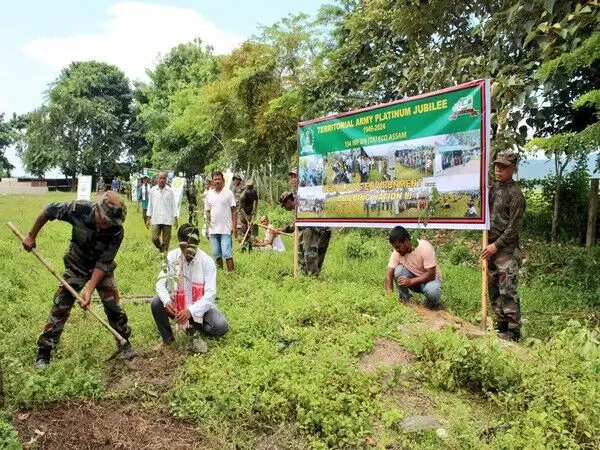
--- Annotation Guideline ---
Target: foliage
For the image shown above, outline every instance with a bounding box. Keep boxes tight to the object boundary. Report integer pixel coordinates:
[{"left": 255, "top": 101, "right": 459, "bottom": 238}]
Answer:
[
  {"left": 1, "top": 195, "right": 600, "bottom": 447},
  {"left": 411, "top": 322, "right": 600, "bottom": 448},
  {"left": 411, "top": 330, "right": 521, "bottom": 393},
  {"left": 0, "top": 420, "right": 20, "bottom": 450},
  {"left": 343, "top": 232, "right": 378, "bottom": 260},
  {"left": 16, "top": 61, "right": 136, "bottom": 180},
  {"left": 136, "top": 39, "right": 220, "bottom": 175},
  {"left": 0, "top": 113, "right": 14, "bottom": 177},
  {"left": 520, "top": 157, "right": 590, "bottom": 242},
  {"left": 447, "top": 241, "right": 478, "bottom": 267},
  {"left": 310, "top": 0, "right": 599, "bottom": 160}
]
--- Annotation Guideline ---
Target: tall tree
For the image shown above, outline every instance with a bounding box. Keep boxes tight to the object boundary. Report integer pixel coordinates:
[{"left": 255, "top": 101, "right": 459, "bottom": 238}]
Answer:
[
  {"left": 527, "top": 6, "right": 600, "bottom": 242},
  {"left": 308, "top": 0, "right": 598, "bottom": 156},
  {"left": 136, "top": 39, "right": 220, "bottom": 175},
  {"left": 19, "top": 61, "right": 133, "bottom": 181},
  {"left": 0, "top": 113, "right": 14, "bottom": 177}
]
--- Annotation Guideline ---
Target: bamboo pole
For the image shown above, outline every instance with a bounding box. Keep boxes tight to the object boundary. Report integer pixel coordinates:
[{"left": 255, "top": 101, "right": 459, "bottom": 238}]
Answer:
[
  {"left": 481, "top": 229, "right": 489, "bottom": 331},
  {"left": 255, "top": 222, "right": 294, "bottom": 238},
  {"left": 6, "top": 222, "right": 128, "bottom": 346}
]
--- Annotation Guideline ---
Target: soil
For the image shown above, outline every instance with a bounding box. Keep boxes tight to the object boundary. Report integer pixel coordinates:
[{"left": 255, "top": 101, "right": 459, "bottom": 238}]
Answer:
[
  {"left": 358, "top": 338, "right": 415, "bottom": 373},
  {"left": 12, "top": 348, "right": 201, "bottom": 450},
  {"left": 400, "top": 302, "right": 485, "bottom": 339},
  {"left": 12, "top": 400, "right": 201, "bottom": 450}
]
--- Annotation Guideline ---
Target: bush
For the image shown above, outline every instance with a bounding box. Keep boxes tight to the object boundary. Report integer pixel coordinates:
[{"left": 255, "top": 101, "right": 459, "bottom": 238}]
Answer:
[
  {"left": 0, "top": 420, "right": 20, "bottom": 450},
  {"left": 447, "top": 241, "right": 477, "bottom": 267},
  {"left": 412, "top": 323, "right": 600, "bottom": 449},
  {"left": 521, "top": 157, "right": 589, "bottom": 243},
  {"left": 344, "top": 232, "right": 378, "bottom": 260}
]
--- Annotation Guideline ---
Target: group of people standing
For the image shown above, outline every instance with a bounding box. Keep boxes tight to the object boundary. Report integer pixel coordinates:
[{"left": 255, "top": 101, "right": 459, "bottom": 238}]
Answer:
[{"left": 22, "top": 150, "right": 524, "bottom": 368}]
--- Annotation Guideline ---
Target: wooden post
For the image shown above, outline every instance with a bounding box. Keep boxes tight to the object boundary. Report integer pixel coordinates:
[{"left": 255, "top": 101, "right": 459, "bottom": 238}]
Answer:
[
  {"left": 586, "top": 178, "right": 598, "bottom": 248},
  {"left": 293, "top": 226, "right": 299, "bottom": 278},
  {"left": 481, "top": 230, "right": 489, "bottom": 331}
]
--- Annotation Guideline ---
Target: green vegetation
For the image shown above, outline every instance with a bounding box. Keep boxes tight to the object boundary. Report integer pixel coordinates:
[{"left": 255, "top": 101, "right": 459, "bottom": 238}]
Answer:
[{"left": 0, "top": 193, "right": 599, "bottom": 448}]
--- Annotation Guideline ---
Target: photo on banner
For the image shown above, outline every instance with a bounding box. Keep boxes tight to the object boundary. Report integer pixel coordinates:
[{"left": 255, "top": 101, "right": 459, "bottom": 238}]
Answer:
[{"left": 296, "top": 80, "right": 491, "bottom": 230}]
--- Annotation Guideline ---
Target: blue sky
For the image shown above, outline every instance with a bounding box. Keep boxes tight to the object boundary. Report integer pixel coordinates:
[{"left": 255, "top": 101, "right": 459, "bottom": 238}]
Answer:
[{"left": 0, "top": 0, "right": 326, "bottom": 175}]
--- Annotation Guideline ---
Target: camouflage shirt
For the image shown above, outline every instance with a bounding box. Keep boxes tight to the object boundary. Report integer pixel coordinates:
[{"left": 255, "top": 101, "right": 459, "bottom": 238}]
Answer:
[
  {"left": 239, "top": 189, "right": 258, "bottom": 215},
  {"left": 489, "top": 179, "right": 526, "bottom": 249},
  {"left": 45, "top": 201, "right": 124, "bottom": 275},
  {"left": 232, "top": 185, "right": 244, "bottom": 207}
]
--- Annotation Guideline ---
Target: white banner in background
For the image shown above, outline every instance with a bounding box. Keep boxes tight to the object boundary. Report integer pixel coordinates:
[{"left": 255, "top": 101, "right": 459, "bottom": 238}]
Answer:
[
  {"left": 77, "top": 175, "right": 92, "bottom": 201},
  {"left": 171, "top": 177, "right": 186, "bottom": 214}
]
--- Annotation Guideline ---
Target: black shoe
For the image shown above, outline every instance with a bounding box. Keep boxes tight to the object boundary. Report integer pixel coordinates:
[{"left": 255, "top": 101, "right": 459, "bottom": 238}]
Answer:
[
  {"left": 34, "top": 348, "right": 51, "bottom": 369},
  {"left": 118, "top": 342, "right": 135, "bottom": 359},
  {"left": 426, "top": 302, "right": 443, "bottom": 311},
  {"left": 496, "top": 322, "right": 509, "bottom": 333},
  {"left": 497, "top": 330, "right": 520, "bottom": 342}
]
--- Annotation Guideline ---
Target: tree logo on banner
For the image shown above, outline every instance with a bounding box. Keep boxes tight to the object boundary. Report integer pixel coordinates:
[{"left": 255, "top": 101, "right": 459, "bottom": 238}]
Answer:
[
  {"left": 449, "top": 95, "right": 479, "bottom": 120},
  {"left": 301, "top": 128, "right": 315, "bottom": 154}
]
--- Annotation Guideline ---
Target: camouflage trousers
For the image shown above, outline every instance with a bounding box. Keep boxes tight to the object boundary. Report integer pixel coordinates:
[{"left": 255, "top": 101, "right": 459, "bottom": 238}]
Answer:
[
  {"left": 487, "top": 246, "right": 522, "bottom": 331},
  {"left": 299, "top": 227, "right": 332, "bottom": 276},
  {"left": 237, "top": 212, "right": 256, "bottom": 251},
  {"left": 37, "top": 271, "right": 131, "bottom": 351},
  {"left": 188, "top": 202, "right": 198, "bottom": 226}
]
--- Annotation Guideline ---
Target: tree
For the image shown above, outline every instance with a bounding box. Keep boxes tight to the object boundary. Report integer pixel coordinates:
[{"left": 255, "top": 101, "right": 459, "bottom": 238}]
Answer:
[
  {"left": 308, "top": 0, "right": 599, "bottom": 157},
  {"left": 526, "top": 6, "right": 600, "bottom": 243},
  {"left": 19, "top": 61, "right": 133, "bottom": 182},
  {"left": 136, "top": 39, "right": 220, "bottom": 176},
  {"left": 0, "top": 113, "right": 14, "bottom": 177}
]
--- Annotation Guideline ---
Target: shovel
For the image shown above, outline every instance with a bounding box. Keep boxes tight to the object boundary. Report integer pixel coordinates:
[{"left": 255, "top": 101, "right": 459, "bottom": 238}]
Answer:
[{"left": 6, "top": 222, "right": 130, "bottom": 356}]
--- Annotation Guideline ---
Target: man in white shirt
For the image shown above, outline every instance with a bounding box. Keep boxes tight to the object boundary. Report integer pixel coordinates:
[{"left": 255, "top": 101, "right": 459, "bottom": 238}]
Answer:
[
  {"left": 147, "top": 171, "right": 178, "bottom": 252},
  {"left": 204, "top": 171, "right": 237, "bottom": 271},
  {"left": 150, "top": 223, "right": 229, "bottom": 345}
]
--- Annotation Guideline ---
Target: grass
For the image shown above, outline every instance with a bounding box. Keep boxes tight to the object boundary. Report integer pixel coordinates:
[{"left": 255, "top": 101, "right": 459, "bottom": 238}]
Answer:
[{"left": 0, "top": 192, "right": 599, "bottom": 449}]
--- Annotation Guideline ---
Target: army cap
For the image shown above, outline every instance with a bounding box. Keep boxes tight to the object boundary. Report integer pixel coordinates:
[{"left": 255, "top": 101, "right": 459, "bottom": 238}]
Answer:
[
  {"left": 232, "top": 174, "right": 242, "bottom": 180},
  {"left": 279, "top": 191, "right": 295, "bottom": 206},
  {"left": 494, "top": 151, "right": 518, "bottom": 167},
  {"left": 96, "top": 191, "right": 127, "bottom": 226},
  {"left": 287, "top": 169, "right": 297, "bottom": 176}
]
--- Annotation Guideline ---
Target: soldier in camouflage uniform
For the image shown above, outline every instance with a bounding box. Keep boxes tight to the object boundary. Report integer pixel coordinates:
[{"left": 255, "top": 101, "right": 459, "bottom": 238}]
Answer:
[
  {"left": 231, "top": 174, "right": 244, "bottom": 209},
  {"left": 22, "top": 191, "right": 133, "bottom": 368},
  {"left": 280, "top": 191, "right": 331, "bottom": 276},
  {"left": 482, "top": 151, "right": 526, "bottom": 342}
]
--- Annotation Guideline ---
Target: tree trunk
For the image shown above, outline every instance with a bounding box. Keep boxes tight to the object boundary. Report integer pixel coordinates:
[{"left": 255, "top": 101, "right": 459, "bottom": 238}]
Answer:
[
  {"left": 586, "top": 178, "right": 599, "bottom": 247},
  {"left": 551, "top": 155, "right": 562, "bottom": 244}
]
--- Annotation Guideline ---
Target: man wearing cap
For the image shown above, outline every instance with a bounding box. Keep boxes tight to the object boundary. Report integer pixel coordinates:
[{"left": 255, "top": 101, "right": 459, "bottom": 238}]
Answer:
[
  {"left": 288, "top": 169, "right": 298, "bottom": 191},
  {"left": 482, "top": 151, "right": 526, "bottom": 342},
  {"left": 231, "top": 174, "right": 244, "bottom": 208},
  {"left": 147, "top": 171, "right": 178, "bottom": 253},
  {"left": 237, "top": 179, "right": 259, "bottom": 251},
  {"left": 22, "top": 191, "right": 133, "bottom": 368},
  {"left": 279, "top": 191, "right": 331, "bottom": 276}
]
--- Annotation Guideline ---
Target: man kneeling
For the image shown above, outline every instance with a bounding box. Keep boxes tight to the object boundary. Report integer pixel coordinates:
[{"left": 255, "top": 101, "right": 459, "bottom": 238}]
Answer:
[
  {"left": 385, "top": 226, "right": 442, "bottom": 309},
  {"left": 151, "top": 223, "right": 229, "bottom": 345}
]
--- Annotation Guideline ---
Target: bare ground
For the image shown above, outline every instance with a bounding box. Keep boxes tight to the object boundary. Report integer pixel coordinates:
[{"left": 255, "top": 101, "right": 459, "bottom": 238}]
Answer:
[
  {"left": 12, "top": 400, "right": 201, "bottom": 450},
  {"left": 358, "top": 338, "right": 415, "bottom": 373}
]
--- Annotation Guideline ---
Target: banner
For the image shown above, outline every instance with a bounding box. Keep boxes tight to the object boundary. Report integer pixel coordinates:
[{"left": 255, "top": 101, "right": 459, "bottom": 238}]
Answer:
[
  {"left": 296, "top": 80, "right": 490, "bottom": 229},
  {"left": 77, "top": 175, "right": 92, "bottom": 201},
  {"left": 171, "top": 177, "right": 186, "bottom": 215}
]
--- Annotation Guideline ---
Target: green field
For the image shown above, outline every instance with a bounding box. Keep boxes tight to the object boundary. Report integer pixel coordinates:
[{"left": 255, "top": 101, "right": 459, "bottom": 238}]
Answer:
[{"left": 0, "top": 192, "right": 599, "bottom": 449}]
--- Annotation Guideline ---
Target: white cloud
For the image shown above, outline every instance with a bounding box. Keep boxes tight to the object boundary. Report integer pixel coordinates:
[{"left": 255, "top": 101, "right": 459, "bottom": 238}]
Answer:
[{"left": 22, "top": 2, "right": 244, "bottom": 81}]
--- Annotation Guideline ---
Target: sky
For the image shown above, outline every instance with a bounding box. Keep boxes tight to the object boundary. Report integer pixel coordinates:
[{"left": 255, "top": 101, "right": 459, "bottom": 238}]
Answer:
[{"left": 0, "top": 0, "right": 326, "bottom": 176}]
